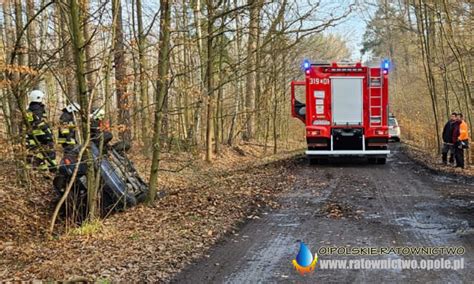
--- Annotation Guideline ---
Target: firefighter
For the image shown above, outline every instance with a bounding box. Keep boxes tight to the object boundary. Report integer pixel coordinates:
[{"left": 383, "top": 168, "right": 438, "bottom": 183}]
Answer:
[
  {"left": 441, "top": 112, "right": 457, "bottom": 165},
  {"left": 90, "top": 107, "right": 113, "bottom": 147},
  {"left": 58, "top": 103, "right": 80, "bottom": 154},
  {"left": 25, "top": 90, "right": 57, "bottom": 171}
]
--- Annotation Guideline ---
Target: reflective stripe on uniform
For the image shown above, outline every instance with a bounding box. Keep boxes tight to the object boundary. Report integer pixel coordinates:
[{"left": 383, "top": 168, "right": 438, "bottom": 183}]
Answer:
[
  {"left": 32, "top": 129, "right": 46, "bottom": 136},
  {"left": 38, "top": 163, "right": 49, "bottom": 170},
  {"left": 60, "top": 128, "right": 70, "bottom": 135},
  {"left": 26, "top": 112, "right": 34, "bottom": 122}
]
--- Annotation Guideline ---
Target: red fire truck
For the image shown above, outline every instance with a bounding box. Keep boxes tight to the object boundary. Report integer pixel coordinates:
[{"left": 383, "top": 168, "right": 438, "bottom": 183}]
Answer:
[{"left": 291, "top": 60, "right": 391, "bottom": 164}]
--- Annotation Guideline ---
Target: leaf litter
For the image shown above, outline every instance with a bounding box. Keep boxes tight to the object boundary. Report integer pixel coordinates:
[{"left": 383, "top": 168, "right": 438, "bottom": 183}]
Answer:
[{"left": 0, "top": 143, "right": 301, "bottom": 281}]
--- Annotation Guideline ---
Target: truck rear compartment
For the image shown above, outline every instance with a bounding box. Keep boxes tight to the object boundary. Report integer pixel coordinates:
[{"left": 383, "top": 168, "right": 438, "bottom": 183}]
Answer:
[{"left": 291, "top": 61, "right": 391, "bottom": 163}]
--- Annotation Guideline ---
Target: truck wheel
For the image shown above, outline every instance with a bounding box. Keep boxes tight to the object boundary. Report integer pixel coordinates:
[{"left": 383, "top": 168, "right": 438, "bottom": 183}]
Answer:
[
  {"left": 319, "top": 158, "right": 329, "bottom": 165},
  {"left": 376, "top": 158, "right": 386, "bottom": 164}
]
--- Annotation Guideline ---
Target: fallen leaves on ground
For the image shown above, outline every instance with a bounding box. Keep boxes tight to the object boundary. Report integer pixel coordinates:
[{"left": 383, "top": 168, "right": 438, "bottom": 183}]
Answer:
[
  {"left": 320, "top": 201, "right": 361, "bottom": 219},
  {"left": 0, "top": 142, "right": 302, "bottom": 282},
  {"left": 401, "top": 142, "right": 474, "bottom": 178}
]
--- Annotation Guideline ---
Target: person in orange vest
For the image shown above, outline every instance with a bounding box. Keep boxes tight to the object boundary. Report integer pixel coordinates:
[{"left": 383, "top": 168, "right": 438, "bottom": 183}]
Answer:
[{"left": 453, "top": 113, "right": 469, "bottom": 169}]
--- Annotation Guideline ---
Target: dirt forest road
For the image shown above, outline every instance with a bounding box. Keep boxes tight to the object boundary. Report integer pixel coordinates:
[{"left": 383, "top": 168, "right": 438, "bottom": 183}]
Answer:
[{"left": 173, "top": 144, "right": 474, "bottom": 283}]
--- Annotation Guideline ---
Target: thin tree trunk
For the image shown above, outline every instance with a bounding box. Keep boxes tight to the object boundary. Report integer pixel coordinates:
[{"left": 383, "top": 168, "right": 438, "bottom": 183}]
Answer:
[
  {"left": 205, "top": 1, "right": 215, "bottom": 162},
  {"left": 414, "top": 1, "right": 441, "bottom": 152},
  {"left": 136, "top": 0, "right": 151, "bottom": 149},
  {"left": 69, "top": 0, "right": 96, "bottom": 220},
  {"left": 2, "top": 0, "right": 15, "bottom": 139},
  {"left": 26, "top": 0, "right": 38, "bottom": 75},
  {"left": 243, "top": 0, "right": 260, "bottom": 141},
  {"left": 12, "top": 0, "right": 27, "bottom": 136},
  {"left": 227, "top": 1, "right": 242, "bottom": 146},
  {"left": 188, "top": 0, "right": 205, "bottom": 146},
  {"left": 148, "top": 0, "right": 171, "bottom": 203},
  {"left": 113, "top": 0, "right": 131, "bottom": 143},
  {"left": 57, "top": 3, "right": 78, "bottom": 102}
]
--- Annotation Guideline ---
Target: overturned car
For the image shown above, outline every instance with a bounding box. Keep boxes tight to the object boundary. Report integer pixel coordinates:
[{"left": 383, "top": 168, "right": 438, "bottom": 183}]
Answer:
[{"left": 53, "top": 141, "right": 148, "bottom": 221}]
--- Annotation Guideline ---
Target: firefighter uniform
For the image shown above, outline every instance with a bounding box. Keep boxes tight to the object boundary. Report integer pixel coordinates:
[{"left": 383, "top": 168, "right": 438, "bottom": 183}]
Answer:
[
  {"left": 58, "top": 109, "right": 78, "bottom": 154},
  {"left": 90, "top": 108, "right": 113, "bottom": 147},
  {"left": 26, "top": 101, "right": 57, "bottom": 171}
]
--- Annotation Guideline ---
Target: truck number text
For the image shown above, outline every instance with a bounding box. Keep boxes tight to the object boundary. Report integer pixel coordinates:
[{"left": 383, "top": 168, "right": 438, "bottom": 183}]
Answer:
[{"left": 309, "top": 78, "right": 330, "bottom": 85}]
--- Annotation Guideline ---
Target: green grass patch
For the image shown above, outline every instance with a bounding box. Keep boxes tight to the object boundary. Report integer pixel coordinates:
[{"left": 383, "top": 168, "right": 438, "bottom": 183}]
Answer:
[{"left": 69, "top": 219, "right": 104, "bottom": 236}]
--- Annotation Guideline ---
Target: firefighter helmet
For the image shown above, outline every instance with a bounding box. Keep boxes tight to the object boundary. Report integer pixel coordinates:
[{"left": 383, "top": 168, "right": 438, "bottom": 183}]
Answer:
[
  {"left": 66, "top": 102, "right": 80, "bottom": 113},
  {"left": 92, "top": 107, "right": 105, "bottom": 120},
  {"left": 28, "top": 90, "right": 46, "bottom": 103}
]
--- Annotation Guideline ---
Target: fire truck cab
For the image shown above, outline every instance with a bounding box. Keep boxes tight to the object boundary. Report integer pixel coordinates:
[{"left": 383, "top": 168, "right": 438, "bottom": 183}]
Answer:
[{"left": 291, "top": 60, "right": 391, "bottom": 164}]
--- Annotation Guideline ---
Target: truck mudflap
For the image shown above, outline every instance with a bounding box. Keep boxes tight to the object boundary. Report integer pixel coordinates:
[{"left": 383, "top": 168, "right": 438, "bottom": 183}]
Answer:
[{"left": 306, "top": 150, "right": 390, "bottom": 156}]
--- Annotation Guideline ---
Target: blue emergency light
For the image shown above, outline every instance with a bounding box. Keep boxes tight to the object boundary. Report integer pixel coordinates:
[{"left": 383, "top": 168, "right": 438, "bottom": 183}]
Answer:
[
  {"left": 303, "top": 59, "right": 311, "bottom": 70},
  {"left": 382, "top": 59, "right": 390, "bottom": 73}
]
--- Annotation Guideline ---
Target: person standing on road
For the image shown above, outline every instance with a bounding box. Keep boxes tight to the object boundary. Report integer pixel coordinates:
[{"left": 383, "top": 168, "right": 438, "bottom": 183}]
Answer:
[
  {"left": 452, "top": 114, "right": 464, "bottom": 169},
  {"left": 458, "top": 113, "right": 469, "bottom": 167},
  {"left": 441, "top": 112, "right": 457, "bottom": 165}
]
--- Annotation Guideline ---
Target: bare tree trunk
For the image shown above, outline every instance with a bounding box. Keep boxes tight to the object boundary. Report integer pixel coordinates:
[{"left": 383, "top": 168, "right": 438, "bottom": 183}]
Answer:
[
  {"left": 243, "top": 0, "right": 260, "bottom": 141},
  {"left": 12, "top": 0, "right": 27, "bottom": 136},
  {"left": 414, "top": 1, "right": 441, "bottom": 152},
  {"left": 112, "top": 0, "right": 131, "bottom": 143},
  {"left": 227, "top": 1, "right": 242, "bottom": 146},
  {"left": 205, "top": 1, "right": 215, "bottom": 162},
  {"left": 214, "top": 3, "right": 227, "bottom": 155},
  {"left": 80, "top": 0, "right": 96, "bottom": 97},
  {"left": 2, "top": 0, "right": 15, "bottom": 138},
  {"left": 440, "top": 0, "right": 473, "bottom": 135},
  {"left": 26, "top": 0, "right": 38, "bottom": 74},
  {"left": 69, "top": 0, "right": 97, "bottom": 220},
  {"left": 188, "top": 0, "right": 205, "bottom": 146},
  {"left": 56, "top": 3, "right": 78, "bottom": 102},
  {"left": 148, "top": 0, "right": 171, "bottom": 203},
  {"left": 136, "top": 0, "right": 151, "bottom": 149}
]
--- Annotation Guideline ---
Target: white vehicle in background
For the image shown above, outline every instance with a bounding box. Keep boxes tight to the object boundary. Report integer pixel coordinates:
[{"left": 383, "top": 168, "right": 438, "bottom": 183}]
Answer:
[{"left": 389, "top": 116, "right": 401, "bottom": 142}]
